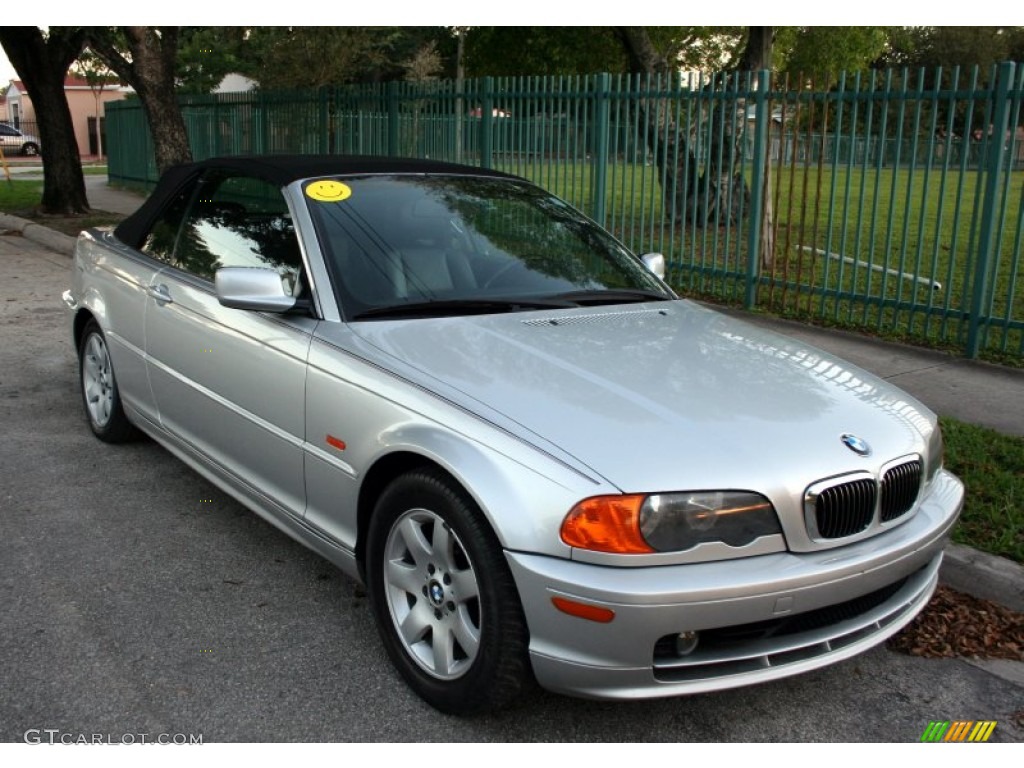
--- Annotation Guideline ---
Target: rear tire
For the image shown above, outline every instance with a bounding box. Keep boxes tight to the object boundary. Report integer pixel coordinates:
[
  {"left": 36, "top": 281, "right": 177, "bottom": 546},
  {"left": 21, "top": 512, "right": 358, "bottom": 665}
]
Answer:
[
  {"left": 366, "top": 468, "right": 532, "bottom": 715},
  {"left": 78, "top": 320, "right": 138, "bottom": 443},
  {"left": 21, "top": 142, "right": 39, "bottom": 157}
]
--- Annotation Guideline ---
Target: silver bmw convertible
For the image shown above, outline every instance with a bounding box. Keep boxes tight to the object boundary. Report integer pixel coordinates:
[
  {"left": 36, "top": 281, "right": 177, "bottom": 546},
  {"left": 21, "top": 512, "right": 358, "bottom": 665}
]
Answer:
[{"left": 63, "top": 156, "right": 963, "bottom": 715}]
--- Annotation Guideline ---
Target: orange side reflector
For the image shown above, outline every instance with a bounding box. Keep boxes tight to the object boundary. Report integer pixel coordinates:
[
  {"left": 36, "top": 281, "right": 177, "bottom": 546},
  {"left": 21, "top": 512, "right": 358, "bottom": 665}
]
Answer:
[
  {"left": 325, "top": 435, "right": 346, "bottom": 451},
  {"left": 551, "top": 597, "right": 615, "bottom": 623}
]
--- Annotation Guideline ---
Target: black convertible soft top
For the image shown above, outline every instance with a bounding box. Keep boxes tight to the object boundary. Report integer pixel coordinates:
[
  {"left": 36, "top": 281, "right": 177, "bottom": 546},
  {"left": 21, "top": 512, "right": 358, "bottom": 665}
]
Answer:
[{"left": 113, "top": 154, "right": 518, "bottom": 248}]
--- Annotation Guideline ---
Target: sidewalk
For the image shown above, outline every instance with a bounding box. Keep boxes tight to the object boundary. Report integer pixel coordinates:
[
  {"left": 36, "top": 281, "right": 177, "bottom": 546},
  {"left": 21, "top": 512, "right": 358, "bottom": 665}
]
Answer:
[
  {"left": 4, "top": 185, "right": 1022, "bottom": 613},
  {"left": 84, "top": 175, "right": 144, "bottom": 216}
]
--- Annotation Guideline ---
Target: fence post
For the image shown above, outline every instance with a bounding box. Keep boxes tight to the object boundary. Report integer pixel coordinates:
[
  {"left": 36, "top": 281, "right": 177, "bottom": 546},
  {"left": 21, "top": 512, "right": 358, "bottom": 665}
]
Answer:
[
  {"left": 258, "top": 92, "right": 269, "bottom": 154},
  {"left": 319, "top": 87, "right": 330, "bottom": 154},
  {"left": 966, "top": 61, "right": 1015, "bottom": 358},
  {"left": 480, "top": 77, "right": 494, "bottom": 169},
  {"left": 591, "top": 73, "right": 611, "bottom": 227},
  {"left": 387, "top": 82, "right": 399, "bottom": 157},
  {"left": 745, "top": 70, "right": 770, "bottom": 310},
  {"left": 212, "top": 96, "right": 221, "bottom": 157}
]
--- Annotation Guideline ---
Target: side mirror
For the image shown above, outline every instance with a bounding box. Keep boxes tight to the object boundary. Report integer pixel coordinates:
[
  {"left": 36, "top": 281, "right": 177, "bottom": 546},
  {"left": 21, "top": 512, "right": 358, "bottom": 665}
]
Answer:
[
  {"left": 640, "top": 252, "right": 666, "bottom": 280},
  {"left": 215, "top": 267, "right": 296, "bottom": 313}
]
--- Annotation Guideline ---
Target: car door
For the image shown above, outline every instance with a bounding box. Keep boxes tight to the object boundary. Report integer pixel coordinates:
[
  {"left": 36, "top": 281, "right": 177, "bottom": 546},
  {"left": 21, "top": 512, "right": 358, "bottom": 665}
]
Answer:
[
  {"left": 143, "top": 171, "right": 315, "bottom": 519},
  {"left": 0, "top": 123, "right": 18, "bottom": 152}
]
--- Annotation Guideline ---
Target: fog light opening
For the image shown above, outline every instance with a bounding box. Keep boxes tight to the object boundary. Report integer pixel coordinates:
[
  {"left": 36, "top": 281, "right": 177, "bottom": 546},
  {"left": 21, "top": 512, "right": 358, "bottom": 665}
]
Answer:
[{"left": 675, "top": 630, "right": 700, "bottom": 656}]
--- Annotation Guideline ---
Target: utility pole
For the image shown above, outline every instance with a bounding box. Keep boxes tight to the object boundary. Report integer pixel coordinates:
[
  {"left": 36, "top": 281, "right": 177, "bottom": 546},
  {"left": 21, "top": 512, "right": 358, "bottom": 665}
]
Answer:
[{"left": 454, "top": 27, "right": 466, "bottom": 164}]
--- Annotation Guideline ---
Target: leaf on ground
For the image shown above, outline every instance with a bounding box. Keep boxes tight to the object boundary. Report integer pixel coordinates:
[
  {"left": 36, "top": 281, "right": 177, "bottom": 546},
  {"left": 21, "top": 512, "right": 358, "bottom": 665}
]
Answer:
[{"left": 887, "top": 585, "right": 1024, "bottom": 660}]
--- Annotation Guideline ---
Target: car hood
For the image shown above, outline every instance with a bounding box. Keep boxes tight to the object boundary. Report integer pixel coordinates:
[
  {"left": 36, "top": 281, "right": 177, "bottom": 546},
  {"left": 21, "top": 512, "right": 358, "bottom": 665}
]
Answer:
[{"left": 348, "top": 300, "right": 936, "bottom": 493}]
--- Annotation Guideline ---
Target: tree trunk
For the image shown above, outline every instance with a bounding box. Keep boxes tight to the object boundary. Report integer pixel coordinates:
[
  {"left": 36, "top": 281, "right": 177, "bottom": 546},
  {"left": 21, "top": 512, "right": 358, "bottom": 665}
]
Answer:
[
  {"left": 691, "top": 28, "right": 775, "bottom": 230},
  {"left": 615, "top": 28, "right": 701, "bottom": 225},
  {"left": 0, "top": 27, "right": 89, "bottom": 214},
  {"left": 738, "top": 27, "right": 774, "bottom": 71},
  {"left": 88, "top": 27, "right": 193, "bottom": 174},
  {"left": 135, "top": 80, "right": 193, "bottom": 172},
  {"left": 738, "top": 28, "right": 776, "bottom": 268},
  {"left": 698, "top": 73, "right": 751, "bottom": 228}
]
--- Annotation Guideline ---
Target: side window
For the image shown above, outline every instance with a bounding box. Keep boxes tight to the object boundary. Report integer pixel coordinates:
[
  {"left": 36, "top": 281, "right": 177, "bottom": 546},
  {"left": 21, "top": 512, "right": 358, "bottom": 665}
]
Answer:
[
  {"left": 141, "top": 186, "right": 193, "bottom": 263},
  {"left": 171, "top": 174, "right": 304, "bottom": 294}
]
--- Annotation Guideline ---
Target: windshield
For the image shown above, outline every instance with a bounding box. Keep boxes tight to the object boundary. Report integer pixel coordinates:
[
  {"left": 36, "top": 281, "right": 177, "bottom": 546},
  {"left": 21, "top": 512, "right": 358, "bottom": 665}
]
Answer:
[{"left": 304, "top": 175, "right": 672, "bottom": 319}]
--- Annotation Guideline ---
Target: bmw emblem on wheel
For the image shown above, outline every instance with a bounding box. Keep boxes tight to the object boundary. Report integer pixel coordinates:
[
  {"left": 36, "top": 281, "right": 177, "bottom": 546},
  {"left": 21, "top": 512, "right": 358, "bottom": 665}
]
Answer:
[{"left": 841, "top": 433, "right": 871, "bottom": 456}]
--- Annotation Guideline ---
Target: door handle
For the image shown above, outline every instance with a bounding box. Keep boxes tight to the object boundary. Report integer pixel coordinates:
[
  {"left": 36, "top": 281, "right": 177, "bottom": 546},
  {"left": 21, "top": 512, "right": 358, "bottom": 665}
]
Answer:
[{"left": 147, "top": 284, "right": 173, "bottom": 305}]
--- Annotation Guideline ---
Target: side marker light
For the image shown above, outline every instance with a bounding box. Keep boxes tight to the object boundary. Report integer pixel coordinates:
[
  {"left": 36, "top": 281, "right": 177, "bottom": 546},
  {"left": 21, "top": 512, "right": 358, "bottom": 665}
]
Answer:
[{"left": 551, "top": 597, "right": 615, "bottom": 623}]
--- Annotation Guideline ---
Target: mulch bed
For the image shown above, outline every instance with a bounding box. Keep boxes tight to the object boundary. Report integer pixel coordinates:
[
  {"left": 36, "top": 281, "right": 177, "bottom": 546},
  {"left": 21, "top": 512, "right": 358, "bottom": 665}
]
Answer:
[{"left": 887, "top": 584, "right": 1024, "bottom": 660}]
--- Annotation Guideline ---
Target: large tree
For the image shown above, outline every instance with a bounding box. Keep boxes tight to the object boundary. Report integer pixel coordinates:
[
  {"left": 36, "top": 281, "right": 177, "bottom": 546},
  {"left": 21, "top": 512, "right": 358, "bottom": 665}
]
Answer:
[
  {"left": 236, "top": 27, "right": 441, "bottom": 89},
  {"left": 87, "top": 27, "right": 192, "bottom": 173},
  {"left": 616, "top": 27, "right": 775, "bottom": 232},
  {"left": 174, "top": 26, "right": 249, "bottom": 94},
  {"left": 460, "top": 27, "right": 740, "bottom": 78},
  {"left": 0, "top": 27, "right": 89, "bottom": 214},
  {"left": 464, "top": 27, "right": 628, "bottom": 76},
  {"left": 616, "top": 27, "right": 699, "bottom": 227},
  {"left": 775, "top": 27, "right": 890, "bottom": 81}
]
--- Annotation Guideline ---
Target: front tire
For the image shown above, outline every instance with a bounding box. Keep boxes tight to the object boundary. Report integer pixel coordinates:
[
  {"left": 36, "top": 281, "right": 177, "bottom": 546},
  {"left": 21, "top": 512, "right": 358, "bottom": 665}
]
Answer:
[
  {"left": 21, "top": 142, "right": 39, "bottom": 157},
  {"left": 367, "top": 468, "right": 531, "bottom": 715},
  {"left": 78, "top": 320, "right": 138, "bottom": 443}
]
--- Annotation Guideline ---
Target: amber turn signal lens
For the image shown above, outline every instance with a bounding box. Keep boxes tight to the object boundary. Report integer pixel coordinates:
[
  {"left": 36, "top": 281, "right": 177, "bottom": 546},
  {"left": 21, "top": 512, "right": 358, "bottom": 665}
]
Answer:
[
  {"left": 560, "top": 494, "right": 654, "bottom": 554},
  {"left": 551, "top": 597, "right": 615, "bottom": 623}
]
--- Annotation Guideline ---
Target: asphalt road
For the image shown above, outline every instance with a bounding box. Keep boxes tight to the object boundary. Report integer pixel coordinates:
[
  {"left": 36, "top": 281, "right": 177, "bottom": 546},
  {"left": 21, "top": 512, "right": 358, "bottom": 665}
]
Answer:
[{"left": 1, "top": 234, "right": 1021, "bottom": 743}]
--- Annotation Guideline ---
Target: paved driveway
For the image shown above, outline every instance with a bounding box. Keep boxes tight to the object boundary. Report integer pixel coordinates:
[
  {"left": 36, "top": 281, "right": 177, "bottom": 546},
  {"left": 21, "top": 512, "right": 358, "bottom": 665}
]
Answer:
[{"left": 1, "top": 234, "right": 1020, "bottom": 742}]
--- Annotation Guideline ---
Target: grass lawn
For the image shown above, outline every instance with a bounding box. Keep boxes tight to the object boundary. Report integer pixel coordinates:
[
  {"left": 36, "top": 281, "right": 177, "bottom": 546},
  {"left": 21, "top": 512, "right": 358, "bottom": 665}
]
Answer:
[
  {"left": 0, "top": 178, "right": 43, "bottom": 211},
  {"left": 941, "top": 416, "right": 1024, "bottom": 563},
  {"left": 0, "top": 178, "right": 123, "bottom": 235}
]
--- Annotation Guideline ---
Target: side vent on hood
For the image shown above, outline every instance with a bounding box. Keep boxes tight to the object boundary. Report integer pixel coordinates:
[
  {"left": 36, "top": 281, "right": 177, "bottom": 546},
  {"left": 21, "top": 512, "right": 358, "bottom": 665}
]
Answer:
[{"left": 521, "top": 308, "right": 671, "bottom": 328}]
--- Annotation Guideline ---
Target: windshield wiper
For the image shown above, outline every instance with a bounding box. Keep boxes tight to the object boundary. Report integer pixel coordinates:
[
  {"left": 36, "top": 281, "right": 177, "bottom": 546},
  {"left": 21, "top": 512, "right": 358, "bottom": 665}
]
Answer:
[
  {"left": 550, "top": 288, "right": 674, "bottom": 306},
  {"left": 351, "top": 298, "right": 575, "bottom": 320}
]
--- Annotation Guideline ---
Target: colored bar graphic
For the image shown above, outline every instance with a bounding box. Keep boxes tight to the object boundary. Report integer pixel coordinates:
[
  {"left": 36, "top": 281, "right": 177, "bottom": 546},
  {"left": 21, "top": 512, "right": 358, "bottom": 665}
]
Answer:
[
  {"left": 920, "top": 720, "right": 997, "bottom": 742},
  {"left": 944, "top": 721, "right": 973, "bottom": 741},
  {"left": 968, "top": 721, "right": 997, "bottom": 742}
]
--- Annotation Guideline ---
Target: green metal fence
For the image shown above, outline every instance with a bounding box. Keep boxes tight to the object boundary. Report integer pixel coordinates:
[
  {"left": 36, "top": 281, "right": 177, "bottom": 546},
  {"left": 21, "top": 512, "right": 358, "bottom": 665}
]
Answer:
[{"left": 106, "top": 63, "right": 1024, "bottom": 361}]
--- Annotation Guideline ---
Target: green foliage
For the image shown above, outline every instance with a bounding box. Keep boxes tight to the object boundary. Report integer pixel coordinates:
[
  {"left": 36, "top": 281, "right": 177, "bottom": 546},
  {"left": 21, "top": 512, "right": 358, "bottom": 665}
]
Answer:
[
  {"left": 464, "top": 27, "right": 628, "bottom": 76},
  {"left": 665, "top": 27, "right": 745, "bottom": 72},
  {"left": 236, "top": 27, "right": 444, "bottom": 89},
  {"left": 71, "top": 49, "right": 119, "bottom": 89},
  {"left": 461, "top": 27, "right": 745, "bottom": 78},
  {"left": 879, "top": 27, "right": 1024, "bottom": 82},
  {"left": 776, "top": 27, "right": 891, "bottom": 79},
  {"left": 175, "top": 26, "right": 249, "bottom": 94}
]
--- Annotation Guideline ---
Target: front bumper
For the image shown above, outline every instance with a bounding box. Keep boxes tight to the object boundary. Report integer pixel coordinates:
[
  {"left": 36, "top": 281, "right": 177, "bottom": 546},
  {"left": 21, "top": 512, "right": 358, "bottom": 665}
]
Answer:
[{"left": 507, "top": 469, "right": 963, "bottom": 699}]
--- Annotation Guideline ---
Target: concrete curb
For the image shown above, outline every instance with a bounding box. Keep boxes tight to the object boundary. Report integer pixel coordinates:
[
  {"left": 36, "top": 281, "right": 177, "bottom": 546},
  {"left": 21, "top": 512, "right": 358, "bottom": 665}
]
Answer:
[
  {"left": 940, "top": 543, "right": 1024, "bottom": 612},
  {"left": 0, "top": 212, "right": 75, "bottom": 256},
  {"left": 6, "top": 214, "right": 1023, "bottom": 617}
]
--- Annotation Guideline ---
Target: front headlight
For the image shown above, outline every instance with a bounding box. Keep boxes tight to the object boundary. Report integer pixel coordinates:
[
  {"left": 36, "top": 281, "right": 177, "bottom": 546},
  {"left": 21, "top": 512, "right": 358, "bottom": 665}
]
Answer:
[
  {"left": 561, "top": 491, "right": 780, "bottom": 554},
  {"left": 639, "top": 491, "right": 780, "bottom": 551}
]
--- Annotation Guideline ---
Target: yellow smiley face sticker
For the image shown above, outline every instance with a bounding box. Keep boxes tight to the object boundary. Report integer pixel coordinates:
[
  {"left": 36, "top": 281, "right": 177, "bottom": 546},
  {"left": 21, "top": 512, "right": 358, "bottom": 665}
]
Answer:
[{"left": 305, "top": 180, "right": 352, "bottom": 202}]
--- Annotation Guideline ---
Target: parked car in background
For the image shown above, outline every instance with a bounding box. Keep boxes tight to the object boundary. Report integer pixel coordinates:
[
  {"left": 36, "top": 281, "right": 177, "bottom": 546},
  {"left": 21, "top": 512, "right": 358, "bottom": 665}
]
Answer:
[
  {"left": 0, "top": 122, "right": 40, "bottom": 156},
  {"left": 468, "top": 106, "right": 512, "bottom": 118},
  {"left": 63, "top": 155, "right": 963, "bottom": 715}
]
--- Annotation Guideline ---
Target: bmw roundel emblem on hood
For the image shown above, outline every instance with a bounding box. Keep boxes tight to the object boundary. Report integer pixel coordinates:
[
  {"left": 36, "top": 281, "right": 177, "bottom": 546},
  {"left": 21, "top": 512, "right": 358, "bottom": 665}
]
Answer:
[{"left": 841, "top": 433, "right": 871, "bottom": 456}]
